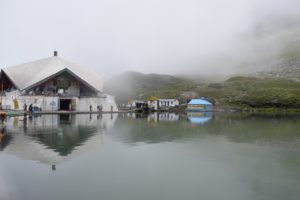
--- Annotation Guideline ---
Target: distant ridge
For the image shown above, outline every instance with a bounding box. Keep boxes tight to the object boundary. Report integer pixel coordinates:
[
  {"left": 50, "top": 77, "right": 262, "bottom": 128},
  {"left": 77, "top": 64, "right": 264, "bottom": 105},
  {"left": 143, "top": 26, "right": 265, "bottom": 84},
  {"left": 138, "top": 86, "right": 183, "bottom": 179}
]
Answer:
[
  {"left": 104, "top": 69, "right": 300, "bottom": 109},
  {"left": 103, "top": 71, "right": 194, "bottom": 104}
]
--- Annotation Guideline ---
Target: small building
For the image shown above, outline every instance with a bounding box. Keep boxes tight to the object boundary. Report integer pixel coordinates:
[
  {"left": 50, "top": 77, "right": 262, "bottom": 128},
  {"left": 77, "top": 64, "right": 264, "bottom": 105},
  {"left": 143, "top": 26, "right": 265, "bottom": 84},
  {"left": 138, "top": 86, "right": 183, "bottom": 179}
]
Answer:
[
  {"left": 0, "top": 51, "right": 118, "bottom": 112},
  {"left": 148, "top": 99, "right": 179, "bottom": 110},
  {"left": 187, "top": 98, "right": 212, "bottom": 112},
  {"left": 127, "top": 100, "right": 147, "bottom": 109}
]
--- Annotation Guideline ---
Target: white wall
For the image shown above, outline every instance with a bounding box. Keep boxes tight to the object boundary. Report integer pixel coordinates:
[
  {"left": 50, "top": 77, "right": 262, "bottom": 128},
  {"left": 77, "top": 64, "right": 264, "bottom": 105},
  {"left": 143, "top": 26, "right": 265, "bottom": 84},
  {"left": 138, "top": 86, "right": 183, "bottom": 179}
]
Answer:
[
  {"left": 158, "top": 99, "right": 179, "bottom": 107},
  {"left": 1, "top": 94, "right": 59, "bottom": 111},
  {"left": 1, "top": 93, "right": 118, "bottom": 112},
  {"left": 75, "top": 95, "right": 118, "bottom": 112}
]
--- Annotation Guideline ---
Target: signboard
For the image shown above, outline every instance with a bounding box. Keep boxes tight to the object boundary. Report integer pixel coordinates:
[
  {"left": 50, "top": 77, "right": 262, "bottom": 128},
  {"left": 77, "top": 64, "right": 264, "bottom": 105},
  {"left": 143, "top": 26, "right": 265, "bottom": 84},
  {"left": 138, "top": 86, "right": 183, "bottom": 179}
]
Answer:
[
  {"left": 188, "top": 105, "right": 204, "bottom": 109},
  {"left": 13, "top": 99, "right": 19, "bottom": 110}
]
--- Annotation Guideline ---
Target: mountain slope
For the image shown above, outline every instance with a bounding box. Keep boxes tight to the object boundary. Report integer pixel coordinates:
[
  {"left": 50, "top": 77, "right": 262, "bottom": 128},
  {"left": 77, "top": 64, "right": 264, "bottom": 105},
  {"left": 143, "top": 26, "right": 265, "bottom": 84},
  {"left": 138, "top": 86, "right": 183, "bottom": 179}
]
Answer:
[
  {"left": 103, "top": 71, "right": 195, "bottom": 104},
  {"left": 104, "top": 71, "right": 300, "bottom": 109},
  {"left": 253, "top": 57, "right": 300, "bottom": 81}
]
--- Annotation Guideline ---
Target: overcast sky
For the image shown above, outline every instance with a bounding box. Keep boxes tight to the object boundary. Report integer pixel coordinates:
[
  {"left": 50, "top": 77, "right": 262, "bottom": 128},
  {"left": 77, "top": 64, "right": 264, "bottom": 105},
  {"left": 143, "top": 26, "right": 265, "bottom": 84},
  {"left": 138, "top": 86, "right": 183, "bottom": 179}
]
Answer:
[{"left": 1, "top": 0, "right": 300, "bottom": 79}]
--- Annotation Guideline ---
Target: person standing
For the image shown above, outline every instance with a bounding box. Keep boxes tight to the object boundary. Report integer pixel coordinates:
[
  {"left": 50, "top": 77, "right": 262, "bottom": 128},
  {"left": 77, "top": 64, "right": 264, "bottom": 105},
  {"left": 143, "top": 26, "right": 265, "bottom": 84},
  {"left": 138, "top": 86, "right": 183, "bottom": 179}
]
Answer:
[
  {"left": 29, "top": 104, "right": 33, "bottom": 112},
  {"left": 23, "top": 103, "right": 27, "bottom": 111}
]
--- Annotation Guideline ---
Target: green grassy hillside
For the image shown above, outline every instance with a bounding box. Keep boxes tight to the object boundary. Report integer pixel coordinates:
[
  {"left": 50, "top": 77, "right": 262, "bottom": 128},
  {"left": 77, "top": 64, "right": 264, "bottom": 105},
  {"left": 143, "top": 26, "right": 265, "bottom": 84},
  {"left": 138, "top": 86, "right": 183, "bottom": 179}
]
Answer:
[
  {"left": 197, "top": 77, "right": 300, "bottom": 108},
  {"left": 104, "top": 72, "right": 300, "bottom": 109}
]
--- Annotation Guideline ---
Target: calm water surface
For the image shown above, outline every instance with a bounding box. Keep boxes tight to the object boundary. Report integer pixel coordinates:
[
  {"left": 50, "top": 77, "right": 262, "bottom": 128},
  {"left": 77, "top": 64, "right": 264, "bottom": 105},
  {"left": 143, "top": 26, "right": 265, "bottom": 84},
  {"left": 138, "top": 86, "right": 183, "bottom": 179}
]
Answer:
[{"left": 0, "top": 113, "right": 300, "bottom": 200}]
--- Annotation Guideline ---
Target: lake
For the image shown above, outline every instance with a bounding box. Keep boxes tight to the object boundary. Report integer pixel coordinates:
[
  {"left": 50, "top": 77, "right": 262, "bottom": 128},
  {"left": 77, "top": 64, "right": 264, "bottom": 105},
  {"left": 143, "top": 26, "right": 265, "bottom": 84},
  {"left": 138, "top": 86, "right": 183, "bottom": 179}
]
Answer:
[{"left": 0, "top": 113, "right": 300, "bottom": 200}]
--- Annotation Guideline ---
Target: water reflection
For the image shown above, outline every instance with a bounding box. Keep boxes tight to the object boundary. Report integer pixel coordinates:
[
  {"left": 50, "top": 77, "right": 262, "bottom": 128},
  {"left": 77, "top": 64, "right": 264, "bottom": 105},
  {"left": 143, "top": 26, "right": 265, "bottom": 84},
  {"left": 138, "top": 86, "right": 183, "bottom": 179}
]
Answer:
[
  {"left": 125, "top": 112, "right": 180, "bottom": 122},
  {"left": 1, "top": 113, "right": 300, "bottom": 200},
  {"left": 1, "top": 114, "right": 118, "bottom": 169},
  {"left": 108, "top": 113, "right": 300, "bottom": 153},
  {"left": 147, "top": 112, "right": 179, "bottom": 122},
  {"left": 0, "top": 127, "right": 10, "bottom": 151},
  {"left": 1, "top": 113, "right": 300, "bottom": 166},
  {"left": 187, "top": 112, "right": 212, "bottom": 124}
]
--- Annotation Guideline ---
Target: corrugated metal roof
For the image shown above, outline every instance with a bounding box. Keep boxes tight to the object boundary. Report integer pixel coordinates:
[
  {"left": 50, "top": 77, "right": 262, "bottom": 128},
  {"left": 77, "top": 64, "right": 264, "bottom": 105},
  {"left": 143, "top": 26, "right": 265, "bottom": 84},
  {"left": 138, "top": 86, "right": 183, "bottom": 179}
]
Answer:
[
  {"left": 2, "top": 56, "right": 103, "bottom": 92},
  {"left": 188, "top": 99, "right": 212, "bottom": 105}
]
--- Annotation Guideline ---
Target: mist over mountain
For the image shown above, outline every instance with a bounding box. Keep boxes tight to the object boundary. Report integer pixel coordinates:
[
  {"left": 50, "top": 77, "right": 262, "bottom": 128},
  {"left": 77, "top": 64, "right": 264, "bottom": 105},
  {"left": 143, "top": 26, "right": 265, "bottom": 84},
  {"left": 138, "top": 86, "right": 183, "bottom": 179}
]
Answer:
[
  {"left": 213, "top": 14, "right": 300, "bottom": 76},
  {"left": 103, "top": 12, "right": 300, "bottom": 107},
  {"left": 252, "top": 57, "right": 300, "bottom": 81},
  {"left": 103, "top": 71, "right": 195, "bottom": 104},
  {"left": 104, "top": 55, "right": 300, "bottom": 107}
]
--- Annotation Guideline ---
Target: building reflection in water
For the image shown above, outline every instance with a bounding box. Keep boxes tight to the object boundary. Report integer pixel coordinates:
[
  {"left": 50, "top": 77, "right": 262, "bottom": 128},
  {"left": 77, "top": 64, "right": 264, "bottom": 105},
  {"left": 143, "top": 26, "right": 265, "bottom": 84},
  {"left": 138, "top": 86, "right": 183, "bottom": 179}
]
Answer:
[
  {"left": 187, "top": 112, "right": 212, "bottom": 124},
  {"left": 1, "top": 112, "right": 212, "bottom": 169},
  {"left": 125, "top": 112, "right": 212, "bottom": 124},
  {"left": 148, "top": 112, "right": 179, "bottom": 122},
  {"left": 0, "top": 114, "right": 118, "bottom": 170}
]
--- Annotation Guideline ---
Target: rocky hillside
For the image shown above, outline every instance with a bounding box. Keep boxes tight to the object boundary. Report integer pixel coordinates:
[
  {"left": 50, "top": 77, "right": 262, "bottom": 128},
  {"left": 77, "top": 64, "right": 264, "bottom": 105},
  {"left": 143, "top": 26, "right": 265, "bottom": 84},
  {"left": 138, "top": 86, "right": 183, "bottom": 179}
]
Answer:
[{"left": 253, "top": 57, "right": 300, "bottom": 81}]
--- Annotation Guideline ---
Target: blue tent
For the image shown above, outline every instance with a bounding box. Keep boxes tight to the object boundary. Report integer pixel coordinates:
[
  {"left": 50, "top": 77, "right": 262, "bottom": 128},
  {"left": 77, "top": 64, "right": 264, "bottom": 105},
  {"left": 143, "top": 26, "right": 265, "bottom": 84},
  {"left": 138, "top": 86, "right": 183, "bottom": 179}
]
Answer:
[{"left": 187, "top": 98, "right": 213, "bottom": 112}]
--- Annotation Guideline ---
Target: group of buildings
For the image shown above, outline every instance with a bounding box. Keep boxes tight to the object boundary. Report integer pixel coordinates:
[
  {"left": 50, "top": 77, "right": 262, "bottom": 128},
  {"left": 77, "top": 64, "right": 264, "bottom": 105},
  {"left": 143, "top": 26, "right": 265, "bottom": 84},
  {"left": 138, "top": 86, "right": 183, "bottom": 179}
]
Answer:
[
  {"left": 127, "top": 97, "right": 213, "bottom": 112},
  {"left": 127, "top": 99, "right": 180, "bottom": 111},
  {"left": 0, "top": 52, "right": 213, "bottom": 113}
]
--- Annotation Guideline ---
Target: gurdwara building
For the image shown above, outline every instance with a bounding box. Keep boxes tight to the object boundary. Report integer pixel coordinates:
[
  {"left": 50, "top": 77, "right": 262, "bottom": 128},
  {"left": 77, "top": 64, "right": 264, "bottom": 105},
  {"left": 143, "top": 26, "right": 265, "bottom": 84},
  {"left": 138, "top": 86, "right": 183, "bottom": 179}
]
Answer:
[{"left": 0, "top": 51, "right": 118, "bottom": 112}]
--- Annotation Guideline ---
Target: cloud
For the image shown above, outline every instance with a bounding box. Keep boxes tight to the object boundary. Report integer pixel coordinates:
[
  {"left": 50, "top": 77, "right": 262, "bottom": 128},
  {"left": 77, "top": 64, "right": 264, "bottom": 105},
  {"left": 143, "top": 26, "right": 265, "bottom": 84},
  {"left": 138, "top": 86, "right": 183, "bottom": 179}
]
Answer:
[{"left": 1, "top": 0, "right": 300, "bottom": 78}]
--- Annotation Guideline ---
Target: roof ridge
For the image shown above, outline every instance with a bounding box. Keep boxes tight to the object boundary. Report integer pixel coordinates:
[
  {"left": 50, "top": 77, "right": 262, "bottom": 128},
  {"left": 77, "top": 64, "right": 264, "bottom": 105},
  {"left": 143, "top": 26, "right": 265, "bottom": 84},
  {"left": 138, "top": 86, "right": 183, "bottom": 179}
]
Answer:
[{"left": 2, "top": 55, "right": 103, "bottom": 92}]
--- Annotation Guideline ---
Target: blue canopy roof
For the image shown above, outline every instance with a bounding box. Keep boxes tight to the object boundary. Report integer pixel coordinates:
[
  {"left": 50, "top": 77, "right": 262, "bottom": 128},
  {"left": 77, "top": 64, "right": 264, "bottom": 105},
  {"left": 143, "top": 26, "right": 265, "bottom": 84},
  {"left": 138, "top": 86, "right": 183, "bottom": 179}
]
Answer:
[{"left": 188, "top": 99, "right": 212, "bottom": 105}]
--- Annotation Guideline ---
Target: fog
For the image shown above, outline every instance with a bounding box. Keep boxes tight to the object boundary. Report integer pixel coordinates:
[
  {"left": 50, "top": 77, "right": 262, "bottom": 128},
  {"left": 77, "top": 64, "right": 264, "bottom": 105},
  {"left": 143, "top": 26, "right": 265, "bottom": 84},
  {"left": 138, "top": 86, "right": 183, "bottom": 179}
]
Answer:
[{"left": 1, "top": 0, "right": 300, "bottom": 79}]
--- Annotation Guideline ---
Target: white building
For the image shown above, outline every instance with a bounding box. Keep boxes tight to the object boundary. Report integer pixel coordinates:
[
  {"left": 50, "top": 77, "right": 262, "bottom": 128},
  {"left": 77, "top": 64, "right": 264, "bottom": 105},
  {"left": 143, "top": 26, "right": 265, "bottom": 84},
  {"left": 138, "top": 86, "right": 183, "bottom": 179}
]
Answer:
[
  {"left": 127, "top": 100, "right": 146, "bottom": 109},
  {"left": 148, "top": 99, "right": 179, "bottom": 110},
  {"left": 0, "top": 51, "right": 118, "bottom": 112}
]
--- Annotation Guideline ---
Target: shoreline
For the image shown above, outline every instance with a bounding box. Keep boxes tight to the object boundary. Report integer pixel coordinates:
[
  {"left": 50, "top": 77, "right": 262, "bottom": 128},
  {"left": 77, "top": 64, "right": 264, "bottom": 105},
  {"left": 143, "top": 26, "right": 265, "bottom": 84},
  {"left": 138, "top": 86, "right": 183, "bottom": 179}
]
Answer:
[
  {"left": 3, "top": 110, "right": 127, "bottom": 117},
  {"left": 2, "top": 106, "right": 300, "bottom": 117}
]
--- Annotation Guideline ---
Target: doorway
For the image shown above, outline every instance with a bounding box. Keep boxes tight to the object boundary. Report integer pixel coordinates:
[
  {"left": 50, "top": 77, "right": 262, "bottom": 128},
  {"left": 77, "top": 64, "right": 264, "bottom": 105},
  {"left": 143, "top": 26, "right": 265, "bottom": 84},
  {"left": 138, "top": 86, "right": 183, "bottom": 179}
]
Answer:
[{"left": 59, "top": 99, "right": 72, "bottom": 110}]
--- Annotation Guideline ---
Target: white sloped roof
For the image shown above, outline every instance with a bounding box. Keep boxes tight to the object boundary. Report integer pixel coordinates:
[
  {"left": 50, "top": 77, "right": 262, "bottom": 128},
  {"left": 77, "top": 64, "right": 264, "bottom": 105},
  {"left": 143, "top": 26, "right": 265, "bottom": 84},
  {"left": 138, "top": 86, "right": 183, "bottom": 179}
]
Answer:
[{"left": 2, "top": 55, "right": 103, "bottom": 91}]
